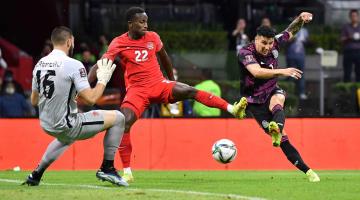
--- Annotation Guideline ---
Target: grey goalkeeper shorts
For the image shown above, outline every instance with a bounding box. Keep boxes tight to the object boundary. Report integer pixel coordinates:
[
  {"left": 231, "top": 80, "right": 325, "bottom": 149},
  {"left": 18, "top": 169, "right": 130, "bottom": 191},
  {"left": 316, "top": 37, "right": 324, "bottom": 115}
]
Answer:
[{"left": 44, "top": 110, "right": 106, "bottom": 144}]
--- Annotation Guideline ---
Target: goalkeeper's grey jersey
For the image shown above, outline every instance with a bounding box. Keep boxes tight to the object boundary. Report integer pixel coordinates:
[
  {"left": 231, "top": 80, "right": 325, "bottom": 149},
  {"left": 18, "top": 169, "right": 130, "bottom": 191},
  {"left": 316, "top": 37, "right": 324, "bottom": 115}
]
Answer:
[{"left": 32, "top": 49, "right": 90, "bottom": 132}]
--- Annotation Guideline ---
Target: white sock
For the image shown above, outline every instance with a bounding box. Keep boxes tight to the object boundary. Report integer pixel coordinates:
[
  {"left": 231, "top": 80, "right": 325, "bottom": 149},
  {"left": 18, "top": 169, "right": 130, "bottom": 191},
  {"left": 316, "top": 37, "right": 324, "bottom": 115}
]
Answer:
[
  {"left": 227, "top": 104, "right": 234, "bottom": 113},
  {"left": 124, "top": 167, "right": 132, "bottom": 174}
]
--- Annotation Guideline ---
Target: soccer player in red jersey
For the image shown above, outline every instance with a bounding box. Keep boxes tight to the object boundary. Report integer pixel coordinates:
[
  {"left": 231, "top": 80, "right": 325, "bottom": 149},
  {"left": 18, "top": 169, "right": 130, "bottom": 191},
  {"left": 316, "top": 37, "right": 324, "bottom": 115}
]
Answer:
[{"left": 88, "top": 7, "right": 247, "bottom": 182}]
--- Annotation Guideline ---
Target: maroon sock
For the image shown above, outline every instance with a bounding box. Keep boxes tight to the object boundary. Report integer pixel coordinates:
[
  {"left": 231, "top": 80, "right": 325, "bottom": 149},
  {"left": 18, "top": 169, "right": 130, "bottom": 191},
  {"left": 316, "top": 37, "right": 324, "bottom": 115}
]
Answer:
[{"left": 194, "top": 90, "right": 228, "bottom": 111}]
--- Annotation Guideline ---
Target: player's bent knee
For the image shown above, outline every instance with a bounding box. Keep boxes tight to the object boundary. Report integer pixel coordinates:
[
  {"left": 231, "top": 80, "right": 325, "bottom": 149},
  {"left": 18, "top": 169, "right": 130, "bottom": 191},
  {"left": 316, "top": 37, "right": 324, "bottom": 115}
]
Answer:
[
  {"left": 275, "top": 94, "right": 286, "bottom": 103},
  {"left": 182, "top": 85, "right": 197, "bottom": 98},
  {"left": 103, "top": 110, "right": 121, "bottom": 129},
  {"left": 114, "top": 110, "right": 125, "bottom": 126}
]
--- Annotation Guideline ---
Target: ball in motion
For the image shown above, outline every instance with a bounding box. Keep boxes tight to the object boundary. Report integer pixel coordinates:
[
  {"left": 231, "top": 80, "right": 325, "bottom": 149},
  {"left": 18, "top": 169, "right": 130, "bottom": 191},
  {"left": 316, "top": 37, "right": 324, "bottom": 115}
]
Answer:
[{"left": 212, "top": 139, "right": 237, "bottom": 164}]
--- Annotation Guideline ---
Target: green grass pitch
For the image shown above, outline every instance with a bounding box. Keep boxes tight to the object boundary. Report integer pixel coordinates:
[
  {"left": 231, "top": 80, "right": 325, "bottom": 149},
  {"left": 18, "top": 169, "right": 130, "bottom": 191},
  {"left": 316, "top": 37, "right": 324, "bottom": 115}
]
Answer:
[{"left": 1, "top": 170, "right": 359, "bottom": 200}]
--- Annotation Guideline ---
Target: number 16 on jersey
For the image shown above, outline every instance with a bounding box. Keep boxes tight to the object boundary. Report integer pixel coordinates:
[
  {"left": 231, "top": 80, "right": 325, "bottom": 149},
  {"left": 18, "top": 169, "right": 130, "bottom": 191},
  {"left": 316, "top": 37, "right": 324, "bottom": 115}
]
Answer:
[{"left": 36, "top": 70, "right": 56, "bottom": 99}]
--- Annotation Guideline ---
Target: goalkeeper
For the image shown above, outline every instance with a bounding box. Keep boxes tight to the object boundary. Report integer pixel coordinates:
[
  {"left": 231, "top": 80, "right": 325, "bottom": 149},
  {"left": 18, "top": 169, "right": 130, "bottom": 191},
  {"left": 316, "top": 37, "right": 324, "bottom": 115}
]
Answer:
[{"left": 23, "top": 26, "right": 128, "bottom": 187}]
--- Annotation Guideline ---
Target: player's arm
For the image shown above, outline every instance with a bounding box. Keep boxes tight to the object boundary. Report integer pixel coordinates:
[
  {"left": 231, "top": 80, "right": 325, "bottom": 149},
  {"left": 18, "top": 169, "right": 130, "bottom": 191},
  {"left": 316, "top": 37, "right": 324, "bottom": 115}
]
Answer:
[
  {"left": 246, "top": 63, "right": 303, "bottom": 80},
  {"left": 78, "top": 84, "right": 106, "bottom": 106},
  {"left": 88, "top": 64, "right": 98, "bottom": 84},
  {"left": 157, "top": 47, "right": 175, "bottom": 81},
  {"left": 285, "top": 12, "right": 313, "bottom": 40},
  {"left": 30, "top": 90, "right": 39, "bottom": 106},
  {"left": 79, "top": 59, "right": 116, "bottom": 106}
]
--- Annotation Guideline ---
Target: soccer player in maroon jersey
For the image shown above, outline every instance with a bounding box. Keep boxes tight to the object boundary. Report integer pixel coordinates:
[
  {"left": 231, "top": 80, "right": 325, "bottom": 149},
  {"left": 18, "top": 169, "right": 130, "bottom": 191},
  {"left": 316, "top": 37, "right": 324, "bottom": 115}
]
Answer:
[
  {"left": 88, "top": 7, "right": 247, "bottom": 182},
  {"left": 237, "top": 12, "right": 320, "bottom": 182}
]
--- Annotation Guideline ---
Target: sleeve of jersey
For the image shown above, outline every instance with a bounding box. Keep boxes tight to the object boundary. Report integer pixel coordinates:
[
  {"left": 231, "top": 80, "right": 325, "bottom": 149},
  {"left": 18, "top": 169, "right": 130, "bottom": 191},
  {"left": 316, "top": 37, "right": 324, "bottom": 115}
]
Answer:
[
  {"left": 274, "top": 31, "right": 290, "bottom": 46},
  {"left": 72, "top": 63, "right": 90, "bottom": 92},
  {"left": 102, "top": 37, "right": 120, "bottom": 61},
  {"left": 238, "top": 50, "right": 258, "bottom": 67},
  {"left": 153, "top": 32, "right": 163, "bottom": 52}
]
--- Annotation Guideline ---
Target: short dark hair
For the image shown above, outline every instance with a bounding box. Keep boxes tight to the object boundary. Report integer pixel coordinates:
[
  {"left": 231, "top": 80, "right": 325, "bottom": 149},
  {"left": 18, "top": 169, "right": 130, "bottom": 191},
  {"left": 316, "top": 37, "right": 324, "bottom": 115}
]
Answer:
[
  {"left": 125, "top": 7, "right": 145, "bottom": 22},
  {"left": 256, "top": 25, "right": 276, "bottom": 38},
  {"left": 51, "top": 26, "right": 73, "bottom": 45},
  {"left": 350, "top": 9, "right": 359, "bottom": 16}
]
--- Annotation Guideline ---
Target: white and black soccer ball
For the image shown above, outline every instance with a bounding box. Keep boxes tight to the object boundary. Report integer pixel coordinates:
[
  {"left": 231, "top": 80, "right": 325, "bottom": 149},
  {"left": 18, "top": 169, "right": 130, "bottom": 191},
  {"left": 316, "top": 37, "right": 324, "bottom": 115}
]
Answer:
[{"left": 212, "top": 139, "right": 237, "bottom": 164}]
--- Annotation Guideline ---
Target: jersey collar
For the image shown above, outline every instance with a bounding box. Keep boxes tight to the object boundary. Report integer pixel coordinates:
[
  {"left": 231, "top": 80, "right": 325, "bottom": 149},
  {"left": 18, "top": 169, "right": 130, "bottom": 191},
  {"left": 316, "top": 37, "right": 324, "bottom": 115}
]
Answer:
[{"left": 51, "top": 49, "right": 67, "bottom": 56}]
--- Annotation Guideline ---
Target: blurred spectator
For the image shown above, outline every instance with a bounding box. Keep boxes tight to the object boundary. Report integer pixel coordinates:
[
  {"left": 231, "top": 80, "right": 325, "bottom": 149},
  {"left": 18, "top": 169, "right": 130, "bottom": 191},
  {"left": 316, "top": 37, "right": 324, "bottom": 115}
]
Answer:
[
  {"left": 261, "top": 17, "right": 272, "bottom": 28},
  {"left": 81, "top": 50, "right": 96, "bottom": 72},
  {"left": 232, "top": 18, "right": 249, "bottom": 54},
  {"left": 40, "top": 44, "right": 52, "bottom": 58},
  {"left": 98, "top": 35, "right": 109, "bottom": 58},
  {"left": 0, "top": 48, "right": 8, "bottom": 69},
  {"left": 261, "top": 17, "right": 276, "bottom": 32},
  {"left": 0, "top": 82, "right": 31, "bottom": 117},
  {"left": 1, "top": 70, "right": 24, "bottom": 96},
  {"left": 193, "top": 69, "right": 221, "bottom": 117},
  {"left": 36, "top": 39, "right": 53, "bottom": 62},
  {"left": 341, "top": 9, "right": 360, "bottom": 82},
  {"left": 74, "top": 42, "right": 96, "bottom": 63},
  {"left": 286, "top": 27, "right": 309, "bottom": 100}
]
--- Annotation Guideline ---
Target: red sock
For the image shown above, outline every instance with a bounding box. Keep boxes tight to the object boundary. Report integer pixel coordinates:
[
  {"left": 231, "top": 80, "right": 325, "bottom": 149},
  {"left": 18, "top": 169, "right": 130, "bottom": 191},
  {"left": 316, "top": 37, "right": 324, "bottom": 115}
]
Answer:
[
  {"left": 194, "top": 90, "right": 229, "bottom": 111},
  {"left": 119, "top": 132, "right": 132, "bottom": 168}
]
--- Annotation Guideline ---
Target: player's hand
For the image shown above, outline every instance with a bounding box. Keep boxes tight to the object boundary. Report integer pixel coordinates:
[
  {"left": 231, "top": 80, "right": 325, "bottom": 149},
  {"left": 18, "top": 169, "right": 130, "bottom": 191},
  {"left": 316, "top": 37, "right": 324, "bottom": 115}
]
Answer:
[
  {"left": 300, "top": 12, "right": 313, "bottom": 23},
  {"left": 96, "top": 58, "right": 116, "bottom": 86},
  {"left": 282, "top": 68, "right": 303, "bottom": 79}
]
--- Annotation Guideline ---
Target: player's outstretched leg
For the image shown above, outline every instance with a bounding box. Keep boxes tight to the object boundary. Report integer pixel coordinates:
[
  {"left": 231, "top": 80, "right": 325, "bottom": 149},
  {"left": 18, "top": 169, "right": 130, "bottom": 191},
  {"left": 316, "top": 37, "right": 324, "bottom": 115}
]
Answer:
[
  {"left": 23, "top": 139, "right": 70, "bottom": 186},
  {"left": 280, "top": 135, "right": 320, "bottom": 182},
  {"left": 194, "top": 90, "right": 248, "bottom": 119},
  {"left": 193, "top": 90, "right": 247, "bottom": 119},
  {"left": 97, "top": 110, "right": 128, "bottom": 187},
  {"left": 173, "top": 83, "right": 247, "bottom": 119}
]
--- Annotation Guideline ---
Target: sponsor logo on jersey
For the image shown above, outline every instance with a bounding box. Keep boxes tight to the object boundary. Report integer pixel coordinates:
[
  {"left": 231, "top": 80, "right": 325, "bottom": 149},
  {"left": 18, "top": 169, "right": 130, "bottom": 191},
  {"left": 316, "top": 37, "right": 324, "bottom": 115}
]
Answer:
[
  {"left": 245, "top": 55, "right": 255, "bottom": 63},
  {"left": 147, "top": 42, "right": 154, "bottom": 50},
  {"left": 272, "top": 49, "right": 279, "bottom": 58},
  {"left": 79, "top": 68, "right": 87, "bottom": 77}
]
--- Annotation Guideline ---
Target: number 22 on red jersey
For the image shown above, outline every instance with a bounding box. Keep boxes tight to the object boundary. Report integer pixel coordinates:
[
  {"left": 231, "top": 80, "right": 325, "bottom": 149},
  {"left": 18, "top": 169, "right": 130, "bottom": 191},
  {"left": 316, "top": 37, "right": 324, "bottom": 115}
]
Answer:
[{"left": 134, "top": 50, "right": 148, "bottom": 62}]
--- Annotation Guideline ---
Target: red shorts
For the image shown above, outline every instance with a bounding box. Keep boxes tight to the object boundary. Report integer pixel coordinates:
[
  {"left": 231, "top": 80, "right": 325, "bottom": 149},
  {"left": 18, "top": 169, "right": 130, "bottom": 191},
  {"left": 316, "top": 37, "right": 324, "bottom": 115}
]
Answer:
[{"left": 121, "top": 80, "right": 176, "bottom": 118}]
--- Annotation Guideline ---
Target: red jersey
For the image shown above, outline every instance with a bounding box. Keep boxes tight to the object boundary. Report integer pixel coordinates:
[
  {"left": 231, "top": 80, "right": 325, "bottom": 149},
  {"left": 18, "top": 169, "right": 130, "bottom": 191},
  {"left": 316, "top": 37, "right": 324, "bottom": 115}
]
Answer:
[{"left": 103, "top": 31, "right": 164, "bottom": 87}]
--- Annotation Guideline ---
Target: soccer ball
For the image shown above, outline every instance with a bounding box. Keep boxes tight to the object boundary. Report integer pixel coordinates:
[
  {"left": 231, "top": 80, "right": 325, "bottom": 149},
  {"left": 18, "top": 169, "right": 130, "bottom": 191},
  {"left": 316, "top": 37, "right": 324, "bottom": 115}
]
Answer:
[{"left": 212, "top": 139, "right": 237, "bottom": 164}]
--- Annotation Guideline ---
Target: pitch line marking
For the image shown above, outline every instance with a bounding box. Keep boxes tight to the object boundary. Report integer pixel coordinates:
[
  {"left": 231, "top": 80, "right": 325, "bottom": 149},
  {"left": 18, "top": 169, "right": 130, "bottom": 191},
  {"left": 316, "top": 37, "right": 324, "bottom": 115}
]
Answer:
[{"left": 0, "top": 178, "right": 266, "bottom": 200}]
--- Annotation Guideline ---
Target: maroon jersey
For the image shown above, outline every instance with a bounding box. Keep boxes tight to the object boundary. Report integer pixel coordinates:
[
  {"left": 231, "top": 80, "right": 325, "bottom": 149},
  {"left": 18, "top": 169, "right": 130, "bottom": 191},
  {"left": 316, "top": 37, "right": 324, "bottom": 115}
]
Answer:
[{"left": 238, "top": 31, "right": 290, "bottom": 104}]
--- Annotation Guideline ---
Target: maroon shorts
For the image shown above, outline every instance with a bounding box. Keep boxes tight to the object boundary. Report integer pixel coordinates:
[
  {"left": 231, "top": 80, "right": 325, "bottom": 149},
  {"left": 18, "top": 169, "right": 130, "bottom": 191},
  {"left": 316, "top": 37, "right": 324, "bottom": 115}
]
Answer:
[{"left": 121, "top": 80, "right": 176, "bottom": 118}]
